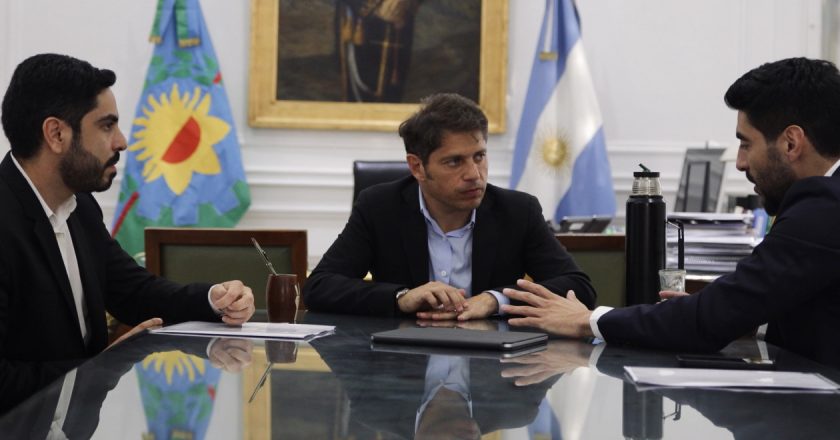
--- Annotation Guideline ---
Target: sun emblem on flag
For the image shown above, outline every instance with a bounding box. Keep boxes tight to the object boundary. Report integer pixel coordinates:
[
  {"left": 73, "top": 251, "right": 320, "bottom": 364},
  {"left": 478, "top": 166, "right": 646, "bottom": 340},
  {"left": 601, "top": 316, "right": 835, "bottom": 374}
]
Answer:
[
  {"left": 541, "top": 137, "right": 569, "bottom": 168},
  {"left": 129, "top": 84, "right": 229, "bottom": 195},
  {"left": 142, "top": 351, "right": 207, "bottom": 385}
]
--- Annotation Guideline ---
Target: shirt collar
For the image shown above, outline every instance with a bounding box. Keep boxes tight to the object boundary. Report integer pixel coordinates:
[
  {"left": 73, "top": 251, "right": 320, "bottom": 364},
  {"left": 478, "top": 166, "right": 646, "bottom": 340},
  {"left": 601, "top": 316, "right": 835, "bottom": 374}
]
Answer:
[
  {"left": 11, "top": 153, "right": 77, "bottom": 226},
  {"left": 417, "top": 187, "right": 476, "bottom": 235},
  {"left": 825, "top": 158, "right": 840, "bottom": 177}
]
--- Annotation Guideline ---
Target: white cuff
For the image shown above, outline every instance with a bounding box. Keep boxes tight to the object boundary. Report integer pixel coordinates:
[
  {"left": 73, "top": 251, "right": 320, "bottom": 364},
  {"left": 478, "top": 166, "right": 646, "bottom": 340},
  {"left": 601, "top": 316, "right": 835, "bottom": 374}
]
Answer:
[
  {"left": 208, "top": 284, "right": 223, "bottom": 315},
  {"left": 486, "top": 290, "right": 509, "bottom": 315},
  {"left": 589, "top": 306, "right": 613, "bottom": 341}
]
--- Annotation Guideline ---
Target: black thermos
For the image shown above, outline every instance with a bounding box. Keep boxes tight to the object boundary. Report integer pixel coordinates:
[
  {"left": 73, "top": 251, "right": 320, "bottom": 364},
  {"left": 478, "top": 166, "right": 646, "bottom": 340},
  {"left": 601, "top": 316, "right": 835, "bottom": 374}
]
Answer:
[{"left": 625, "top": 165, "right": 666, "bottom": 305}]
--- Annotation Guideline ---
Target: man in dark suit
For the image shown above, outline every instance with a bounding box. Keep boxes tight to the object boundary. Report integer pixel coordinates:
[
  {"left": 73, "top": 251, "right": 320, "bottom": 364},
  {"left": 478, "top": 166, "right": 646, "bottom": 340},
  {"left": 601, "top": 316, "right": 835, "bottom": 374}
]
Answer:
[
  {"left": 0, "top": 53, "right": 256, "bottom": 408},
  {"left": 501, "top": 57, "right": 840, "bottom": 368},
  {"left": 304, "top": 93, "right": 595, "bottom": 319}
]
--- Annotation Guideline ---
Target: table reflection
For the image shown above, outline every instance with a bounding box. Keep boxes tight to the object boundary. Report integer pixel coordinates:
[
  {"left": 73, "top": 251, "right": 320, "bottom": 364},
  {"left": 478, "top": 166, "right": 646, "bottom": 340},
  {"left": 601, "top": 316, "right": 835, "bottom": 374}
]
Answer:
[{"left": 1, "top": 314, "right": 840, "bottom": 439}]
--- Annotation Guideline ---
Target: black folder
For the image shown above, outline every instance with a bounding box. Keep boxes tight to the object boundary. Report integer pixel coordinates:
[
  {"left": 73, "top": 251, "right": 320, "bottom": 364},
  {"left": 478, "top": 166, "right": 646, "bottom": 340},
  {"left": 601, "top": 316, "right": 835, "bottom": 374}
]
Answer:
[
  {"left": 370, "top": 327, "right": 548, "bottom": 351},
  {"left": 370, "top": 341, "right": 547, "bottom": 359}
]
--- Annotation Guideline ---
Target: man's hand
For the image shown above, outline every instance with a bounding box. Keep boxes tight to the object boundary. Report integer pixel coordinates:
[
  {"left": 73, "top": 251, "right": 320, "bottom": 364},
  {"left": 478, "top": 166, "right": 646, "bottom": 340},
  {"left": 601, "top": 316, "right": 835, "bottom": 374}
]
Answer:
[
  {"left": 211, "top": 280, "right": 255, "bottom": 325},
  {"left": 501, "top": 279, "right": 594, "bottom": 338},
  {"left": 107, "top": 317, "right": 163, "bottom": 350},
  {"left": 500, "top": 340, "right": 593, "bottom": 386},
  {"left": 415, "top": 291, "right": 498, "bottom": 321},
  {"left": 208, "top": 338, "right": 254, "bottom": 373},
  {"left": 659, "top": 290, "right": 689, "bottom": 301},
  {"left": 397, "top": 281, "right": 467, "bottom": 314},
  {"left": 416, "top": 318, "right": 500, "bottom": 331}
]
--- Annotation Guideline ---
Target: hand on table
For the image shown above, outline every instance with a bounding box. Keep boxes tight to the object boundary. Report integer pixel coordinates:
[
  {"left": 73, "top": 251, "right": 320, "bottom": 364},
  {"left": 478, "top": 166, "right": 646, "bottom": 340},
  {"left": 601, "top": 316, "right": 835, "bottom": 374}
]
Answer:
[
  {"left": 415, "top": 318, "right": 500, "bottom": 332},
  {"left": 211, "top": 280, "right": 255, "bottom": 325},
  {"left": 415, "top": 291, "right": 498, "bottom": 321},
  {"left": 397, "top": 281, "right": 467, "bottom": 314},
  {"left": 501, "top": 279, "right": 594, "bottom": 338},
  {"left": 107, "top": 317, "right": 163, "bottom": 350},
  {"left": 659, "top": 290, "right": 690, "bottom": 301}
]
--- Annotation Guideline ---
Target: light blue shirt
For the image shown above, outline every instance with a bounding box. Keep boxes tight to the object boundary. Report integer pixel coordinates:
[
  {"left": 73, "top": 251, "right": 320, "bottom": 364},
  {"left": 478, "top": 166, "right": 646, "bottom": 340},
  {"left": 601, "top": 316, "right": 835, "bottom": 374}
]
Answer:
[
  {"left": 416, "top": 355, "right": 472, "bottom": 433},
  {"left": 418, "top": 188, "right": 509, "bottom": 312}
]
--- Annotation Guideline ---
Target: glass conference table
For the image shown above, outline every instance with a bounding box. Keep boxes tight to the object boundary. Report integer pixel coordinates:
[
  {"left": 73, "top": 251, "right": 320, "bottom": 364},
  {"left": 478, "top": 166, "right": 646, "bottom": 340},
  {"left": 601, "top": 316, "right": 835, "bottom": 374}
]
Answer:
[{"left": 2, "top": 312, "right": 839, "bottom": 440}]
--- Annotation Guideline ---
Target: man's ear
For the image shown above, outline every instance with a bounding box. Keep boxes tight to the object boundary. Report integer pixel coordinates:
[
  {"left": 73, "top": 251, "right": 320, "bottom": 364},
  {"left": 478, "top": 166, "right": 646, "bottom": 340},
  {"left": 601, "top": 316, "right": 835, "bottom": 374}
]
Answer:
[
  {"left": 42, "top": 117, "right": 70, "bottom": 154},
  {"left": 406, "top": 154, "right": 426, "bottom": 181},
  {"left": 780, "top": 124, "right": 807, "bottom": 161}
]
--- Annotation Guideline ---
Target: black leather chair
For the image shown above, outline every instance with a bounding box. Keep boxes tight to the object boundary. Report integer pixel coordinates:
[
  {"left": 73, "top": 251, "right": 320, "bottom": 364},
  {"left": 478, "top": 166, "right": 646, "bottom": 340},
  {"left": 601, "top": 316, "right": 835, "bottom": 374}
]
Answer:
[{"left": 352, "top": 160, "right": 411, "bottom": 203}]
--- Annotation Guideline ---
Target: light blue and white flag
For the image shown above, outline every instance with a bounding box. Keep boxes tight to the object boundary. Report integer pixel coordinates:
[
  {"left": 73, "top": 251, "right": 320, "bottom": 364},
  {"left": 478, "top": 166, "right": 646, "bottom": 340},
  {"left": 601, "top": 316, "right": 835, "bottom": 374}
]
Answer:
[{"left": 510, "top": 0, "right": 615, "bottom": 222}]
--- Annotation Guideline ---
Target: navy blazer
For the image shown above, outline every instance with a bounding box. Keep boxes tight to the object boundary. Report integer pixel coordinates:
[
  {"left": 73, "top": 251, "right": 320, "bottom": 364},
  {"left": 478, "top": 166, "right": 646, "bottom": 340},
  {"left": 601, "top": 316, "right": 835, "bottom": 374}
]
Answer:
[
  {"left": 304, "top": 176, "right": 595, "bottom": 316},
  {"left": 599, "top": 169, "right": 840, "bottom": 367},
  {"left": 0, "top": 152, "right": 218, "bottom": 409}
]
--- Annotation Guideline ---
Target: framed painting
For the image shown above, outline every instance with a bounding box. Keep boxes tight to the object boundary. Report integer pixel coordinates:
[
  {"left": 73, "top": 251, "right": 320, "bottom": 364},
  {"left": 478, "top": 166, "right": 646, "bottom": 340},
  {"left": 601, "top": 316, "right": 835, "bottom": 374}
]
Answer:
[{"left": 249, "top": 0, "right": 508, "bottom": 132}]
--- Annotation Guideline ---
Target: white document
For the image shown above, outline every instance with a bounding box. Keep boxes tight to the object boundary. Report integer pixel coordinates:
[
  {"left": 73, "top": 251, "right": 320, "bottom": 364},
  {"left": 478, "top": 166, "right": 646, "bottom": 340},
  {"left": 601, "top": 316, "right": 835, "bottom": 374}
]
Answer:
[
  {"left": 624, "top": 366, "right": 840, "bottom": 392},
  {"left": 151, "top": 321, "right": 335, "bottom": 340}
]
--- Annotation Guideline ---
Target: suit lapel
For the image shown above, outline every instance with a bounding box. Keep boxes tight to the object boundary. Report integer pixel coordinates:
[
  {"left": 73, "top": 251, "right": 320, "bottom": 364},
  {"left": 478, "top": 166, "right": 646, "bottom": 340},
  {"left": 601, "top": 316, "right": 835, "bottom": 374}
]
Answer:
[
  {"left": 399, "top": 182, "right": 430, "bottom": 286},
  {"left": 471, "top": 188, "right": 497, "bottom": 294},
  {"left": 0, "top": 155, "right": 79, "bottom": 320},
  {"left": 68, "top": 212, "right": 107, "bottom": 353},
  {"left": 1, "top": 154, "right": 93, "bottom": 351}
]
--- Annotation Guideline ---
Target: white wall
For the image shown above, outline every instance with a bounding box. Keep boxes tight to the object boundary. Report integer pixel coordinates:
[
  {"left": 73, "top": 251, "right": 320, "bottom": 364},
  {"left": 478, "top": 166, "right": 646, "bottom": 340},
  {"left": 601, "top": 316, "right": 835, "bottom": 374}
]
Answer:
[{"left": 0, "top": 0, "right": 823, "bottom": 267}]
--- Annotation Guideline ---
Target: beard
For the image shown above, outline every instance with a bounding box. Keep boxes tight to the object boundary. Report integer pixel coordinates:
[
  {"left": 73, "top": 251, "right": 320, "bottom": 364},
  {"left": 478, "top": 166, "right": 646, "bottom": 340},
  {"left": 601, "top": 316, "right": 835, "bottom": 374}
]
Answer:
[
  {"left": 748, "top": 146, "right": 796, "bottom": 215},
  {"left": 59, "top": 133, "right": 119, "bottom": 193}
]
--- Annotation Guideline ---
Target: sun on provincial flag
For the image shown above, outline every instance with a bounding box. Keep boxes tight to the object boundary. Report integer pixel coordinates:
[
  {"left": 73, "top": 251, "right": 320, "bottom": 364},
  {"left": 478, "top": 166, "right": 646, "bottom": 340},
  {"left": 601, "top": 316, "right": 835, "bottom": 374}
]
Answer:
[
  {"left": 510, "top": 0, "right": 615, "bottom": 223},
  {"left": 112, "top": 0, "right": 250, "bottom": 260}
]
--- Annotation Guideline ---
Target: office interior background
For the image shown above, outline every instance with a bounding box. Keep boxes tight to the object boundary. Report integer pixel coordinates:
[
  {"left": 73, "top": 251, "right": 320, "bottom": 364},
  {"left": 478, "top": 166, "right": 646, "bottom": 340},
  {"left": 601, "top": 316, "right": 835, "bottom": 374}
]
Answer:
[{"left": 0, "top": 0, "right": 830, "bottom": 267}]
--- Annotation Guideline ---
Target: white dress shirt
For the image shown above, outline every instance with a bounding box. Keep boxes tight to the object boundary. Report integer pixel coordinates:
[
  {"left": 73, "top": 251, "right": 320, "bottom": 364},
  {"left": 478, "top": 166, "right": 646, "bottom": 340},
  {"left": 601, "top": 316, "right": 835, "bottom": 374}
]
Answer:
[{"left": 11, "top": 155, "right": 88, "bottom": 344}]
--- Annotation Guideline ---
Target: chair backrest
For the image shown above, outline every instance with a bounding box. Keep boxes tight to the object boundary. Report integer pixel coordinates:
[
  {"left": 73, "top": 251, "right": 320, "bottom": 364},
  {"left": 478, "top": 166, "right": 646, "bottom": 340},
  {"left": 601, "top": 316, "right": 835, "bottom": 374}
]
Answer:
[
  {"left": 352, "top": 160, "right": 411, "bottom": 203},
  {"left": 674, "top": 147, "right": 726, "bottom": 212},
  {"left": 556, "top": 234, "right": 625, "bottom": 308},
  {"left": 145, "top": 228, "right": 308, "bottom": 311}
]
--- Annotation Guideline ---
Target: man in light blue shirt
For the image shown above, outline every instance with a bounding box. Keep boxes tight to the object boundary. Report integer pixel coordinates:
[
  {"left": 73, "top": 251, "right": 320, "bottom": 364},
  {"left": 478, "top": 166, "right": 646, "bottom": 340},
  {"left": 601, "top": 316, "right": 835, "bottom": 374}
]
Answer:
[{"left": 305, "top": 93, "right": 595, "bottom": 319}]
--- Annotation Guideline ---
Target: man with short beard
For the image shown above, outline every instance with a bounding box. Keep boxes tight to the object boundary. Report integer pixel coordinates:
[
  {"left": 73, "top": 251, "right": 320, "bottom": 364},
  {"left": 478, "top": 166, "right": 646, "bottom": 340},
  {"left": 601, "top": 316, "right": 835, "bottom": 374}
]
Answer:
[
  {"left": 0, "top": 53, "right": 256, "bottom": 409},
  {"left": 502, "top": 57, "right": 840, "bottom": 368}
]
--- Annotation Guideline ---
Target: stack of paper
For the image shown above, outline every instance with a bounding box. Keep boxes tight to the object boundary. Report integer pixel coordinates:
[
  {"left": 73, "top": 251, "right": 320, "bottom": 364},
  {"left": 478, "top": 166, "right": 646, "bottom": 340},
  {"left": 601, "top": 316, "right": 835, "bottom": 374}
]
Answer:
[
  {"left": 624, "top": 366, "right": 840, "bottom": 392},
  {"left": 667, "top": 213, "right": 759, "bottom": 275},
  {"left": 151, "top": 321, "right": 335, "bottom": 341}
]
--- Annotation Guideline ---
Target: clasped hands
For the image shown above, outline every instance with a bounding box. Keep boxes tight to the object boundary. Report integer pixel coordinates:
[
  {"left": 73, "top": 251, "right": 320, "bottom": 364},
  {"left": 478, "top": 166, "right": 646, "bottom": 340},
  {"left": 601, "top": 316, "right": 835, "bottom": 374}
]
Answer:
[
  {"left": 210, "top": 280, "right": 256, "bottom": 325},
  {"left": 397, "top": 281, "right": 498, "bottom": 321}
]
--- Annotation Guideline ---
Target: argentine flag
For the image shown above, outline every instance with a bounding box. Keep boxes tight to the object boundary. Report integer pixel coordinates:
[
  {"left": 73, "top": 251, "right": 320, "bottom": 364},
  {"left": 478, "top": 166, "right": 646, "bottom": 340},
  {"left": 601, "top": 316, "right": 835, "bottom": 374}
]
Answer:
[{"left": 510, "top": 0, "right": 615, "bottom": 222}]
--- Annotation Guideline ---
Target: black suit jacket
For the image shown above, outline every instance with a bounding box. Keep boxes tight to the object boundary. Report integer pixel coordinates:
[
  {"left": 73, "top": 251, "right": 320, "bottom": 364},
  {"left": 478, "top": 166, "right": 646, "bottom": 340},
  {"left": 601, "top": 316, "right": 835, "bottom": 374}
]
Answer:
[
  {"left": 304, "top": 176, "right": 595, "bottom": 316},
  {"left": 0, "top": 152, "right": 219, "bottom": 410},
  {"left": 599, "top": 170, "right": 840, "bottom": 367}
]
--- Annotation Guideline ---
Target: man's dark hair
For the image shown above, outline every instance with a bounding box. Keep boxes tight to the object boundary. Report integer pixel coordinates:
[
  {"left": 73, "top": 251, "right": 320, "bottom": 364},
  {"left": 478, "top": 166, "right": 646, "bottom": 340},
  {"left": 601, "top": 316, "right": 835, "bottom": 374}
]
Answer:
[
  {"left": 398, "top": 93, "right": 488, "bottom": 164},
  {"left": 724, "top": 57, "right": 840, "bottom": 158},
  {"left": 1, "top": 53, "right": 116, "bottom": 159}
]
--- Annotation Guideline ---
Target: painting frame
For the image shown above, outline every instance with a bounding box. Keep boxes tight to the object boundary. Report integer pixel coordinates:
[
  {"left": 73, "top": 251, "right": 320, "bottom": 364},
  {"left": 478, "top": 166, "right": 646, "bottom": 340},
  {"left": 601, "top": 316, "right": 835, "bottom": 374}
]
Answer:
[{"left": 248, "top": 0, "right": 508, "bottom": 133}]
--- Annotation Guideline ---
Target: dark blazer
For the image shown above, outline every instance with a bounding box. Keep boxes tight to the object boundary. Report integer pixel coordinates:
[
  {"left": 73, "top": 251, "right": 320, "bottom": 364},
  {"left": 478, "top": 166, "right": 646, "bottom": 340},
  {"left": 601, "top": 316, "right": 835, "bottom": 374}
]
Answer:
[
  {"left": 0, "top": 152, "right": 219, "bottom": 409},
  {"left": 599, "top": 170, "right": 840, "bottom": 367},
  {"left": 304, "top": 176, "right": 596, "bottom": 316}
]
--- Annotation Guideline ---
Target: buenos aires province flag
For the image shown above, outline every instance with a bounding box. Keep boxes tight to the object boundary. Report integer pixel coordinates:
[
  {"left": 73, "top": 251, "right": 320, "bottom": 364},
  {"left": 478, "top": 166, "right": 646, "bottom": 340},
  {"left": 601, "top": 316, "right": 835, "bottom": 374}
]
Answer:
[
  {"left": 510, "top": 0, "right": 615, "bottom": 222},
  {"left": 112, "top": 0, "right": 250, "bottom": 260}
]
